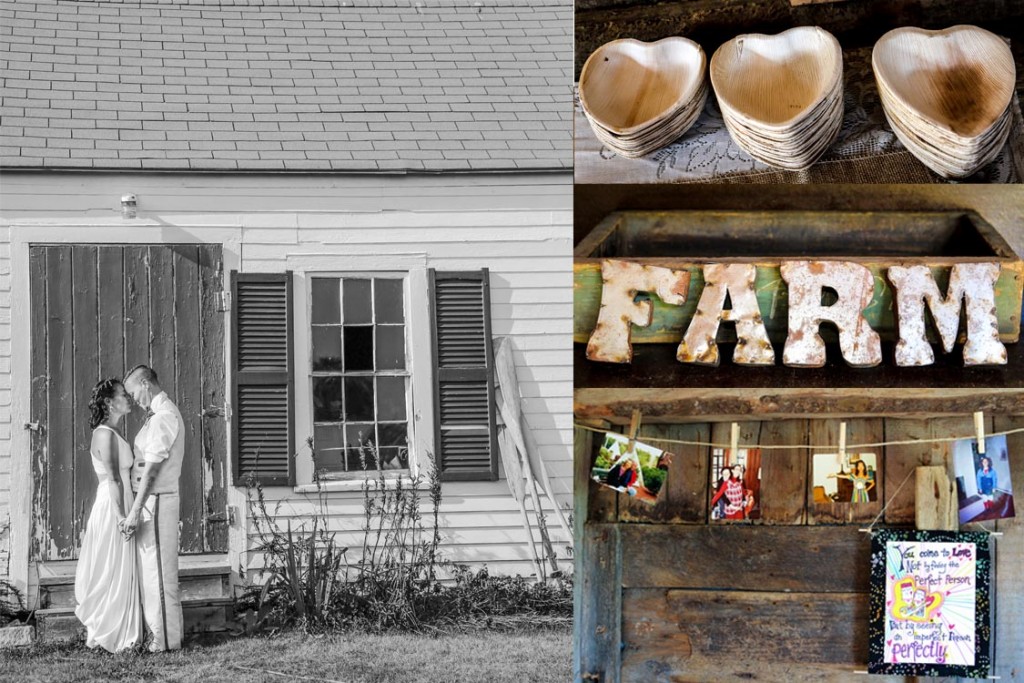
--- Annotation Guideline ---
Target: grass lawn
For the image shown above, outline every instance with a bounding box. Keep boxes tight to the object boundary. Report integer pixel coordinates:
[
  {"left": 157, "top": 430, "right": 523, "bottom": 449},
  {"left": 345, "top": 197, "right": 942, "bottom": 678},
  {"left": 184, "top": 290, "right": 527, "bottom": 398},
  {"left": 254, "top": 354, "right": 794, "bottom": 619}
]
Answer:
[{"left": 0, "top": 627, "right": 571, "bottom": 683}]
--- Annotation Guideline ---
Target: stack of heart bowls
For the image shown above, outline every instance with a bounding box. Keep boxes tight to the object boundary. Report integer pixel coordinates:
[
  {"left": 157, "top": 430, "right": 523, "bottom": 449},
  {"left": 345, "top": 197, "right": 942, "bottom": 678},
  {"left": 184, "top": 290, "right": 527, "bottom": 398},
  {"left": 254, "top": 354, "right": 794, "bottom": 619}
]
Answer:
[
  {"left": 872, "top": 25, "right": 1016, "bottom": 178},
  {"left": 578, "top": 37, "right": 708, "bottom": 158},
  {"left": 709, "top": 26, "right": 845, "bottom": 170}
]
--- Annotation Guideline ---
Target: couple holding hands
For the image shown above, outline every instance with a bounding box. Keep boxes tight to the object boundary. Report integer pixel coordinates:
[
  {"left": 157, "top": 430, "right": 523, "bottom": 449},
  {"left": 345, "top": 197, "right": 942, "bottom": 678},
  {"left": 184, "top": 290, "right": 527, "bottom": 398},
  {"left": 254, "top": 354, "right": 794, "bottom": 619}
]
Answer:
[{"left": 73, "top": 365, "right": 185, "bottom": 653}]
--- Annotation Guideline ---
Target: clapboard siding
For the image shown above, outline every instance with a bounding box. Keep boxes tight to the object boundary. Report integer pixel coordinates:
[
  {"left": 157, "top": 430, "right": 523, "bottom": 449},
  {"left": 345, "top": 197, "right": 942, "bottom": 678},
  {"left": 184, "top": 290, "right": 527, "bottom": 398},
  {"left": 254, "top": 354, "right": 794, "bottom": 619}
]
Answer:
[
  {"left": 0, "top": 171, "right": 572, "bottom": 584},
  {"left": 0, "top": 228, "right": 10, "bottom": 576}
]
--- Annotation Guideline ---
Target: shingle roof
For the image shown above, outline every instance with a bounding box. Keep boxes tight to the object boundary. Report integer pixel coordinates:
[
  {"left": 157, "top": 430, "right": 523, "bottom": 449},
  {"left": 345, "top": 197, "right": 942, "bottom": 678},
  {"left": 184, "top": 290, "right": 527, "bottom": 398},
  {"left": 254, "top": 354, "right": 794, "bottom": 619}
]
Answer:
[{"left": 0, "top": 0, "right": 571, "bottom": 172}]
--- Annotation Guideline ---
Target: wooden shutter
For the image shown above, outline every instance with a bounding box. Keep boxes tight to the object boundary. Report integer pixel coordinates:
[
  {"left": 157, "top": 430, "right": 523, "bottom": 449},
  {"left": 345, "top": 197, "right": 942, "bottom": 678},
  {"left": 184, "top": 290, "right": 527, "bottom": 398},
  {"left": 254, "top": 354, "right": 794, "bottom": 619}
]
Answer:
[
  {"left": 429, "top": 269, "right": 498, "bottom": 481},
  {"left": 231, "top": 272, "right": 294, "bottom": 486}
]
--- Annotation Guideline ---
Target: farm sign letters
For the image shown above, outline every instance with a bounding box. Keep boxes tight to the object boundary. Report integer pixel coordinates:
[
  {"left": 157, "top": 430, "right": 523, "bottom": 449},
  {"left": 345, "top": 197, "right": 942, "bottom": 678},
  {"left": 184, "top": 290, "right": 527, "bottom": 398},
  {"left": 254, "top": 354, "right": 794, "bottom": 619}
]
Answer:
[{"left": 585, "top": 259, "right": 1009, "bottom": 367}]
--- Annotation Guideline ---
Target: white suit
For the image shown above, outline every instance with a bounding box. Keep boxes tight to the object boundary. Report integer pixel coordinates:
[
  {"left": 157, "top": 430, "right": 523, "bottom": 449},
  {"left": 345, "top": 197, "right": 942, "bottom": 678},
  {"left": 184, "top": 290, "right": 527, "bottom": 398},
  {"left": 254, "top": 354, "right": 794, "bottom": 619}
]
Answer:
[{"left": 131, "top": 391, "right": 185, "bottom": 651}]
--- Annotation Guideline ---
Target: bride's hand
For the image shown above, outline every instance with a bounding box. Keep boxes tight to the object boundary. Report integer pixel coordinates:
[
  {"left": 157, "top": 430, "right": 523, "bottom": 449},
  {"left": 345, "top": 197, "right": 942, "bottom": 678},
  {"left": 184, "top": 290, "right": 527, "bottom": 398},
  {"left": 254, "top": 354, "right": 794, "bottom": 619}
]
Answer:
[{"left": 119, "top": 509, "right": 140, "bottom": 539}]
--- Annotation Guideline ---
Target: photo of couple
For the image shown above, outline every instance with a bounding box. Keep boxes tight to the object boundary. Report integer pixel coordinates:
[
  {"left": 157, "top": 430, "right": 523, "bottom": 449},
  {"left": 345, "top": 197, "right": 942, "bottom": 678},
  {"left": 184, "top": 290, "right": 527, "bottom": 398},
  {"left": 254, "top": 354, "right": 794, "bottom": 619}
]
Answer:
[
  {"left": 591, "top": 432, "right": 670, "bottom": 505},
  {"left": 74, "top": 365, "right": 185, "bottom": 653}
]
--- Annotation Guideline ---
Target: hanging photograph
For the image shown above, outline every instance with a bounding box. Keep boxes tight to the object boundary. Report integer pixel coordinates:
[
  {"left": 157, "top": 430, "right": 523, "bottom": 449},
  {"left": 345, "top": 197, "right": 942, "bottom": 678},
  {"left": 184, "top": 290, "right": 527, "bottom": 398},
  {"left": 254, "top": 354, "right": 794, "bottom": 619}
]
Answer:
[
  {"left": 868, "top": 529, "right": 992, "bottom": 677},
  {"left": 954, "top": 434, "right": 1016, "bottom": 524},
  {"left": 812, "top": 452, "right": 879, "bottom": 504},
  {"left": 709, "top": 447, "right": 761, "bottom": 521},
  {"left": 591, "top": 432, "right": 670, "bottom": 505}
]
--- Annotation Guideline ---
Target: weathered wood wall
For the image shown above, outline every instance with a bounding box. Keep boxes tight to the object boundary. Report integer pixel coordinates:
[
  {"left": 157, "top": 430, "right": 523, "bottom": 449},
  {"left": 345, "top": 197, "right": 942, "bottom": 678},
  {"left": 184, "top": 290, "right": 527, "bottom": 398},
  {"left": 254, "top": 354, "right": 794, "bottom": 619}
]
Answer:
[
  {"left": 0, "top": 171, "right": 574, "bottom": 595},
  {"left": 27, "top": 244, "right": 227, "bottom": 560},
  {"left": 575, "top": 414, "right": 1024, "bottom": 682}
]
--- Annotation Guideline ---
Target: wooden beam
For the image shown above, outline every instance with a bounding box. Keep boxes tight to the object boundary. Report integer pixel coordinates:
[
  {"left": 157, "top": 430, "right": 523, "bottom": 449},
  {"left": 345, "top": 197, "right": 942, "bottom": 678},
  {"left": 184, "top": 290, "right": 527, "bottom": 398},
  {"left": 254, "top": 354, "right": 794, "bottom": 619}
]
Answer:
[
  {"left": 991, "top": 416, "right": 1023, "bottom": 681},
  {"left": 621, "top": 589, "right": 869, "bottom": 681},
  {"left": 574, "top": 388, "right": 1024, "bottom": 423},
  {"left": 620, "top": 525, "right": 871, "bottom": 592},
  {"left": 915, "top": 465, "right": 957, "bottom": 531}
]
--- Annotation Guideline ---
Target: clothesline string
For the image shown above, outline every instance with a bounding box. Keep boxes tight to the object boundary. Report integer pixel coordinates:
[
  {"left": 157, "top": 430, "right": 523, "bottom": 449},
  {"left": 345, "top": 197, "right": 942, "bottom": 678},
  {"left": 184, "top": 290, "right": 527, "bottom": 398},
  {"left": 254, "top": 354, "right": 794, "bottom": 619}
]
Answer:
[{"left": 573, "top": 422, "right": 1024, "bottom": 452}]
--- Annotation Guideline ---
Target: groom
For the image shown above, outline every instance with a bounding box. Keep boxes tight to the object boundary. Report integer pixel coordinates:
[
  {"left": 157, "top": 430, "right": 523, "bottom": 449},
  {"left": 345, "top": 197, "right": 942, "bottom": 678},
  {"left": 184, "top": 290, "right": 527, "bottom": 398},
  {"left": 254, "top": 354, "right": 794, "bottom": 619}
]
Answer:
[{"left": 119, "top": 365, "right": 185, "bottom": 652}]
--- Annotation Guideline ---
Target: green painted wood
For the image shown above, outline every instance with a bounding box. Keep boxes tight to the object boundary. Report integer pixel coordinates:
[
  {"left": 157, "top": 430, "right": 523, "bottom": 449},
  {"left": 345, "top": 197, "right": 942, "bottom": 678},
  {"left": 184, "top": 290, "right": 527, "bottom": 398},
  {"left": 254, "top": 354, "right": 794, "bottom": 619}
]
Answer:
[
  {"left": 199, "top": 245, "right": 228, "bottom": 553},
  {"left": 173, "top": 245, "right": 204, "bottom": 553},
  {"left": 71, "top": 246, "right": 100, "bottom": 553},
  {"left": 45, "top": 246, "right": 74, "bottom": 558},
  {"left": 574, "top": 262, "right": 1024, "bottom": 344},
  {"left": 29, "top": 248, "right": 49, "bottom": 560}
]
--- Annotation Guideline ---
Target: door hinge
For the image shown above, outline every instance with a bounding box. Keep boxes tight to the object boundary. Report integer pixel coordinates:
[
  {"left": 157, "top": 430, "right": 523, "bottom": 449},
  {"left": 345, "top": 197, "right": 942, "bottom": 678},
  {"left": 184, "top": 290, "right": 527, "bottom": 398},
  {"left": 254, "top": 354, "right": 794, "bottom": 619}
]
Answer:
[
  {"left": 201, "top": 401, "right": 231, "bottom": 420},
  {"left": 206, "top": 506, "right": 236, "bottom": 526},
  {"left": 218, "top": 291, "right": 231, "bottom": 312},
  {"left": 24, "top": 421, "right": 43, "bottom": 433}
]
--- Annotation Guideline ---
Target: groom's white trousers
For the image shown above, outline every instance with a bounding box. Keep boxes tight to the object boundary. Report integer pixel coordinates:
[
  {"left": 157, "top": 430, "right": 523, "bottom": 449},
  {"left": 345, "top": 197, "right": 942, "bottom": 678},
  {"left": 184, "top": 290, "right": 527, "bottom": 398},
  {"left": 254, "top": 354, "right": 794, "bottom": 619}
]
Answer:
[{"left": 137, "top": 493, "right": 183, "bottom": 651}]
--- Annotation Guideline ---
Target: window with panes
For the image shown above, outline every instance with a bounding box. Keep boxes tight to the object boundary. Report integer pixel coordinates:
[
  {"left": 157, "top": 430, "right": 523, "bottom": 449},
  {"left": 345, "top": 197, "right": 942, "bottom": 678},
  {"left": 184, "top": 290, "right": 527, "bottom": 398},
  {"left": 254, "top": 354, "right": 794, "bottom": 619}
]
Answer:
[{"left": 309, "top": 276, "right": 410, "bottom": 476}]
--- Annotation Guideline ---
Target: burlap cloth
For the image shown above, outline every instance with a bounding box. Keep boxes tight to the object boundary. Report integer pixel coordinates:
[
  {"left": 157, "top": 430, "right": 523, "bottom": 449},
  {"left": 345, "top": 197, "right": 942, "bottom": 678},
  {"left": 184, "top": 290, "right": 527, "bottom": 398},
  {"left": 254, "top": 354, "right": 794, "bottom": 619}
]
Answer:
[{"left": 574, "top": 45, "right": 1024, "bottom": 184}]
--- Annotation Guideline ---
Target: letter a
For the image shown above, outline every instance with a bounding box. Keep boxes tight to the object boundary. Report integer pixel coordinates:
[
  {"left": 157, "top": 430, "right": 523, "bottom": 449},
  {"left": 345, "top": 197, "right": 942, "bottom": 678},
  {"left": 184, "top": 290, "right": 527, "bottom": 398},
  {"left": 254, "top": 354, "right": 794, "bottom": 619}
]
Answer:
[
  {"left": 781, "top": 261, "right": 881, "bottom": 368},
  {"left": 888, "top": 263, "right": 1006, "bottom": 366},
  {"left": 677, "top": 263, "right": 774, "bottom": 366},
  {"left": 586, "top": 259, "right": 690, "bottom": 363}
]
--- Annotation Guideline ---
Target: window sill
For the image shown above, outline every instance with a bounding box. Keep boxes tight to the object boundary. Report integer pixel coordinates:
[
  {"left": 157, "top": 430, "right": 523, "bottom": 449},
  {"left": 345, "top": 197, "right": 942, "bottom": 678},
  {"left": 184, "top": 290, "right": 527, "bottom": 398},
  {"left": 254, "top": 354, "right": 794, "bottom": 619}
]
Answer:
[{"left": 293, "top": 476, "right": 431, "bottom": 494}]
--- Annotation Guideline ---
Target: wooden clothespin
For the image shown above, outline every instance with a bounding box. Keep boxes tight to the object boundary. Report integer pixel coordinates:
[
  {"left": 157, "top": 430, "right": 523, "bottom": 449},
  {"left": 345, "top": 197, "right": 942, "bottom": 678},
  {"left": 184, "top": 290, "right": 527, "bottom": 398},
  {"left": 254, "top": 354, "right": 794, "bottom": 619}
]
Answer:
[
  {"left": 839, "top": 421, "right": 848, "bottom": 461},
  {"left": 730, "top": 422, "right": 740, "bottom": 456},
  {"left": 627, "top": 409, "right": 642, "bottom": 452},
  {"left": 974, "top": 411, "right": 986, "bottom": 454}
]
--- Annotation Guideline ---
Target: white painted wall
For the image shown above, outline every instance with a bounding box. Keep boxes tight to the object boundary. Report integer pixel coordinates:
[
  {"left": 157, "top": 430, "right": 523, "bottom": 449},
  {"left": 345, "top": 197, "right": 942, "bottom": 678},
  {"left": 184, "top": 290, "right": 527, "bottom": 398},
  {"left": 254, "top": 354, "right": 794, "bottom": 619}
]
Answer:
[
  {"left": 0, "top": 171, "right": 573, "bottom": 598},
  {"left": 0, "top": 226, "right": 10, "bottom": 579}
]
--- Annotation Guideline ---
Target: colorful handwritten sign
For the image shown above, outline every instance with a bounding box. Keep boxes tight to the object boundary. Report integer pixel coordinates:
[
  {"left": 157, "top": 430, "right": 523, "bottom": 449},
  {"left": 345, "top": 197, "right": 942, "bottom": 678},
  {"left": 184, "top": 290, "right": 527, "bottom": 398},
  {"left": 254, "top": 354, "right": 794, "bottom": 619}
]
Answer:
[{"left": 869, "top": 529, "right": 991, "bottom": 677}]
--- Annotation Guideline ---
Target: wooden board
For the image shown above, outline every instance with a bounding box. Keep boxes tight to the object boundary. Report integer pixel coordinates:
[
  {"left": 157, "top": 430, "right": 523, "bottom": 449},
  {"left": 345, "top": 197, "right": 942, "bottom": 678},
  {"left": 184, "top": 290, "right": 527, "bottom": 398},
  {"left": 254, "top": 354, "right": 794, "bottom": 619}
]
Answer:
[
  {"left": 174, "top": 245, "right": 204, "bottom": 553},
  {"left": 991, "top": 415, "right": 1023, "bottom": 680},
  {"left": 45, "top": 246, "right": 74, "bottom": 558},
  {"left": 71, "top": 246, "right": 100, "bottom": 551},
  {"left": 576, "top": 524, "right": 622, "bottom": 683},
  {"left": 199, "top": 245, "right": 228, "bottom": 553},
  {"left": 620, "top": 525, "right": 871, "bottom": 592},
  {"left": 760, "top": 419, "right": 809, "bottom": 524},
  {"left": 96, "top": 247, "right": 125, "bottom": 379},
  {"left": 29, "top": 248, "right": 48, "bottom": 560},
  {"left": 880, "top": 418, "right": 933, "bottom": 524},
  {"left": 621, "top": 590, "right": 868, "bottom": 679},
  {"left": 123, "top": 245, "right": 151, "bottom": 443},
  {"left": 584, "top": 422, "right": 619, "bottom": 524},
  {"left": 574, "top": 386, "right": 1024, "bottom": 422}
]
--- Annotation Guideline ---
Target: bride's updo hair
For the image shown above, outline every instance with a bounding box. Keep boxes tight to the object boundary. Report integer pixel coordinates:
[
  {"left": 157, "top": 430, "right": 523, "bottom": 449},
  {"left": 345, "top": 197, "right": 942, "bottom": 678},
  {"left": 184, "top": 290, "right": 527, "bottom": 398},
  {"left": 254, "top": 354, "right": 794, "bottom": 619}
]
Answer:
[{"left": 89, "top": 378, "right": 123, "bottom": 430}]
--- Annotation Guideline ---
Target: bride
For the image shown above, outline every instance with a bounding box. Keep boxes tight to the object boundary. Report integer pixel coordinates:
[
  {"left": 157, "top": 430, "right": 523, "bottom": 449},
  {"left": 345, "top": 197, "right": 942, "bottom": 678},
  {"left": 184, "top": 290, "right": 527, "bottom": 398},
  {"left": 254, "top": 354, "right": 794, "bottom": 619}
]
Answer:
[{"left": 74, "top": 378, "right": 144, "bottom": 652}]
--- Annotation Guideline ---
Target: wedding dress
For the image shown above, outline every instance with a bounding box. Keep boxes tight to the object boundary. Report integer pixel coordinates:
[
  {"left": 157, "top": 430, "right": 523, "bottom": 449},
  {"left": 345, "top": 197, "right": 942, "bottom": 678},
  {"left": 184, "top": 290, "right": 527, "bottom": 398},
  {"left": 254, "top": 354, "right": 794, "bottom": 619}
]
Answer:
[{"left": 74, "top": 425, "right": 144, "bottom": 652}]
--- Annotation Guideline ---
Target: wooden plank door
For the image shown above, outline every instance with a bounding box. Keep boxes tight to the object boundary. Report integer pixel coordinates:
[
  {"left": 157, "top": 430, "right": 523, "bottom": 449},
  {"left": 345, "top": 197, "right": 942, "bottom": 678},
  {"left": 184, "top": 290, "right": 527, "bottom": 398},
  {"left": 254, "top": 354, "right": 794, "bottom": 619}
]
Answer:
[{"left": 29, "top": 244, "right": 228, "bottom": 559}]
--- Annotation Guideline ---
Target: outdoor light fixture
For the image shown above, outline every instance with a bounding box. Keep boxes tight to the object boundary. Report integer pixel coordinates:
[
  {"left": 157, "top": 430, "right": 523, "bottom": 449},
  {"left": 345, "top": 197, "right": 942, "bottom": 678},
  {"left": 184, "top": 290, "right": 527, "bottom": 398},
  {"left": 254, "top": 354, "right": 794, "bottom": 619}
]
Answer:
[{"left": 121, "top": 193, "right": 137, "bottom": 219}]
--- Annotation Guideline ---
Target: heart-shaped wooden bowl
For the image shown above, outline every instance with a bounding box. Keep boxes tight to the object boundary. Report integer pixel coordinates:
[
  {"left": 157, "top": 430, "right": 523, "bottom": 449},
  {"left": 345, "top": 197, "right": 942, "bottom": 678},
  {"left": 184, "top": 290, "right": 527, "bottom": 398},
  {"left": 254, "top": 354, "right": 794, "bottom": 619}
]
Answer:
[
  {"left": 710, "top": 26, "right": 843, "bottom": 131},
  {"left": 873, "top": 25, "right": 1015, "bottom": 140},
  {"left": 579, "top": 37, "right": 707, "bottom": 138}
]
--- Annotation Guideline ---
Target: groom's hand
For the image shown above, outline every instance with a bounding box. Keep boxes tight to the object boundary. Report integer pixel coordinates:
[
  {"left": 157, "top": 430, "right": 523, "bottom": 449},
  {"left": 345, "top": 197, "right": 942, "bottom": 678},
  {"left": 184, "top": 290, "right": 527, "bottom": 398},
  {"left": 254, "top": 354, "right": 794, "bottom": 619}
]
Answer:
[{"left": 120, "top": 508, "right": 141, "bottom": 539}]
